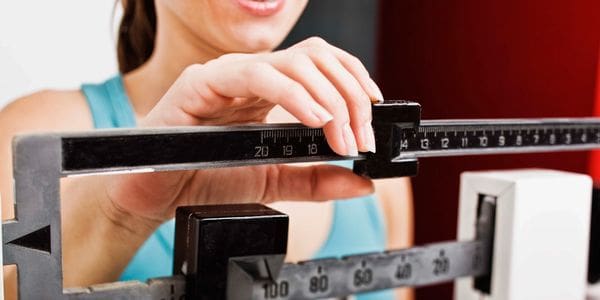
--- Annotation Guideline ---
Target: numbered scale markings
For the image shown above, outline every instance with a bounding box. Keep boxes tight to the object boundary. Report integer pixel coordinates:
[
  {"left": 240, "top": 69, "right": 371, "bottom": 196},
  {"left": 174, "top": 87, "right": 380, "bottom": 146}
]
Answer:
[
  {"left": 61, "top": 125, "right": 342, "bottom": 174},
  {"left": 62, "top": 119, "right": 600, "bottom": 175},
  {"left": 397, "top": 119, "right": 600, "bottom": 160},
  {"left": 250, "top": 240, "right": 489, "bottom": 300}
]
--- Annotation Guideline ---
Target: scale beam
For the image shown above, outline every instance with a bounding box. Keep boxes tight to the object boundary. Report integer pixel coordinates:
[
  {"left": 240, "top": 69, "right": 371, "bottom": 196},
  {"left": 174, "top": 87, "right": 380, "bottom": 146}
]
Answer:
[
  {"left": 234, "top": 240, "right": 489, "bottom": 300},
  {"left": 55, "top": 101, "right": 600, "bottom": 179}
]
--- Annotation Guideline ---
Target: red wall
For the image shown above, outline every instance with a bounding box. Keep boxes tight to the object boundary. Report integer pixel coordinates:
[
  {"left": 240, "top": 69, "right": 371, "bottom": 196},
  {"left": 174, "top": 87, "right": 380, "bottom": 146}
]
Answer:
[
  {"left": 590, "top": 48, "right": 600, "bottom": 179},
  {"left": 377, "top": 1, "right": 600, "bottom": 298}
]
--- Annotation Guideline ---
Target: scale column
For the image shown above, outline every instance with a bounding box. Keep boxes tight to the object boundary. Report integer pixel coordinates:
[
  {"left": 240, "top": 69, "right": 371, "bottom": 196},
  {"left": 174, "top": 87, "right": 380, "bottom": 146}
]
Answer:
[{"left": 455, "top": 169, "right": 592, "bottom": 300}]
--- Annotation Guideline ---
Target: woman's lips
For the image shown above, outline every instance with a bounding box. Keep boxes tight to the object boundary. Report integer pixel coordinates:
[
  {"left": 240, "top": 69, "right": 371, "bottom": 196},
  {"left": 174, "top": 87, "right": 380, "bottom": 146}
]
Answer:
[{"left": 236, "top": 0, "right": 285, "bottom": 17}]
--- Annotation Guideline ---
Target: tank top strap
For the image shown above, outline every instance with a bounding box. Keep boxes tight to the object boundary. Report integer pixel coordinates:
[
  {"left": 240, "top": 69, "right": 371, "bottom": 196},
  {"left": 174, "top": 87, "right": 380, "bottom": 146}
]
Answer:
[{"left": 81, "top": 75, "right": 137, "bottom": 128}]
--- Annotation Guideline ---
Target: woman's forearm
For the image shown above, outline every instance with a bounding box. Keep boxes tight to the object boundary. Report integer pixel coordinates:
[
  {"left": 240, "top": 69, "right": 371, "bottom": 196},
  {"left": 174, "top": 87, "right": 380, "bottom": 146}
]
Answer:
[{"left": 60, "top": 175, "right": 158, "bottom": 286}]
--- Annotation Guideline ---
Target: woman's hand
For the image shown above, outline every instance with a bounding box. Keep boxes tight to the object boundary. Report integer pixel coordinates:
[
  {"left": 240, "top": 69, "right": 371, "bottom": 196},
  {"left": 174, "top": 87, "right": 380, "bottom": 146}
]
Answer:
[
  {"left": 145, "top": 37, "right": 382, "bottom": 154},
  {"left": 105, "top": 37, "right": 383, "bottom": 230}
]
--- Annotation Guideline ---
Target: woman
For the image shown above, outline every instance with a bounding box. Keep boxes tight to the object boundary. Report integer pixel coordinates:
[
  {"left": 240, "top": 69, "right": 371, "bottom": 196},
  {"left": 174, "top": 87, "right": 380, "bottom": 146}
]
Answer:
[{"left": 0, "top": 1, "right": 413, "bottom": 299}]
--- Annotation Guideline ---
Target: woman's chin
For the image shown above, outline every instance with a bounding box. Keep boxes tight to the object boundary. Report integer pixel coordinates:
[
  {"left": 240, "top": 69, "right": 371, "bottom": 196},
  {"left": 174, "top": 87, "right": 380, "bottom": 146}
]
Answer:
[{"left": 227, "top": 30, "right": 287, "bottom": 53}]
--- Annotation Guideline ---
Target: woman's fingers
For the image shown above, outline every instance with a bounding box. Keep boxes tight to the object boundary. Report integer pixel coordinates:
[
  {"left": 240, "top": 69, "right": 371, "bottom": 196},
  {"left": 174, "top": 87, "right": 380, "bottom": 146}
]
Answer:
[
  {"left": 203, "top": 61, "right": 333, "bottom": 128},
  {"left": 271, "top": 52, "right": 353, "bottom": 155},
  {"left": 296, "top": 37, "right": 384, "bottom": 101},
  {"left": 288, "top": 37, "right": 378, "bottom": 153},
  {"left": 262, "top": 164, "right": 374, "bottom": 202},
  {"left": 307, "top": 50, "right": 376, "bottom": 153},
  {"left": 182, "top": 165, "right": 373, "bottom": 208},
  {"left": 243, "top": 62, "right": 334, "bottom": 127},
  {"left": 329, "top": 46, "right": 384, "bottom": 101}
]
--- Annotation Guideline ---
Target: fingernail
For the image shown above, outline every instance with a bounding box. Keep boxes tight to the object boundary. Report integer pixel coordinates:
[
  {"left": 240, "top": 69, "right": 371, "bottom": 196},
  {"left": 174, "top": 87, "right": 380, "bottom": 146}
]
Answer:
[
  {"left": 343, "top": 123, "right": 359, "bottom": 156},
  {"left": 311, "top": 103, "right": 334, "bottom": 124},
  {"left": 362, "top": 122, "right": 376, "bottom": 153},
  {"left": 369, "top": 78, "right": 384, "bottom": 102}
]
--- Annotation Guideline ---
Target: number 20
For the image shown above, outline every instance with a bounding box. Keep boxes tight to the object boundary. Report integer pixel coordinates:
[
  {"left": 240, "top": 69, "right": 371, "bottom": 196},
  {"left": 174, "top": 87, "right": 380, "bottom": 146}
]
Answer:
[{"left": 255, "top": 146, "right": 269, "bottom": 158}]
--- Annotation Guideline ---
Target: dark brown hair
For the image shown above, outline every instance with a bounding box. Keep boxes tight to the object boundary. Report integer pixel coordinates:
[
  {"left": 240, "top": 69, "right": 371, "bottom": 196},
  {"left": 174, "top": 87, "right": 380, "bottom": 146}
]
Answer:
[{"left": 117, "top": 0, "right": 157, "bottom": 74}]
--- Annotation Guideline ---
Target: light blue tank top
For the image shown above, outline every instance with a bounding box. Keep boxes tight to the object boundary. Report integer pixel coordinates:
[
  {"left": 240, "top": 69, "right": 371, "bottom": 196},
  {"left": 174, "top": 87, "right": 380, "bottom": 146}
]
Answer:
[{"left": 81, "top": 75, "right": 393, "bottom": 299}]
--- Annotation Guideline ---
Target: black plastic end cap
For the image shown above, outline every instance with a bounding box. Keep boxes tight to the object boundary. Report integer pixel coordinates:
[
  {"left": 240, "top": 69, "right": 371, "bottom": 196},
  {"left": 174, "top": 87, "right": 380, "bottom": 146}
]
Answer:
[{"left": 173, "top": 204, "right": 288, "bottom": 300}]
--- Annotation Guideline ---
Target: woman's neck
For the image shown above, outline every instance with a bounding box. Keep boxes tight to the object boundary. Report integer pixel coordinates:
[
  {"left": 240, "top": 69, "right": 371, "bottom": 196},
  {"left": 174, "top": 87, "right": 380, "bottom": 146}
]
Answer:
[{"left": 122, "top": 11, "right": 225, "bottom": 118}]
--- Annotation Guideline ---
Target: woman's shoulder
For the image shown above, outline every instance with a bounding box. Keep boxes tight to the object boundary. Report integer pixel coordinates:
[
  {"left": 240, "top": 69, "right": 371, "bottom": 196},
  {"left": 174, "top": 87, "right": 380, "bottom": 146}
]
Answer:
[{"left": 0, "top": 89, "right": 93, "bottom": 134}]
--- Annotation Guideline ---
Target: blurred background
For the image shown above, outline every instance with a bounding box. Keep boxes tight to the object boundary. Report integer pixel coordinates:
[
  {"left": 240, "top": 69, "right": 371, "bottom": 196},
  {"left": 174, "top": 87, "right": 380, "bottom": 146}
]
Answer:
[
  {"left": 376, "top": 1, "right": 600, "bottom": 298},
  {"left": 2, "top": 0, "right": 600, "bottom": 299},
  {"left": 0, "top": 1, "right": 119, "bottom": 106}
]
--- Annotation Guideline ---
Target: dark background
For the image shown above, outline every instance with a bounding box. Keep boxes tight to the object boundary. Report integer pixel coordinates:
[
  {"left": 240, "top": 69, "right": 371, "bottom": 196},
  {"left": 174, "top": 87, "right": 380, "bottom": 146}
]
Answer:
[
  {"left": 284, "top": 1, "right": 600, "bottom": 298},
  {"left": 281, "top": 0, "right": 378, "bottom": 72}
]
